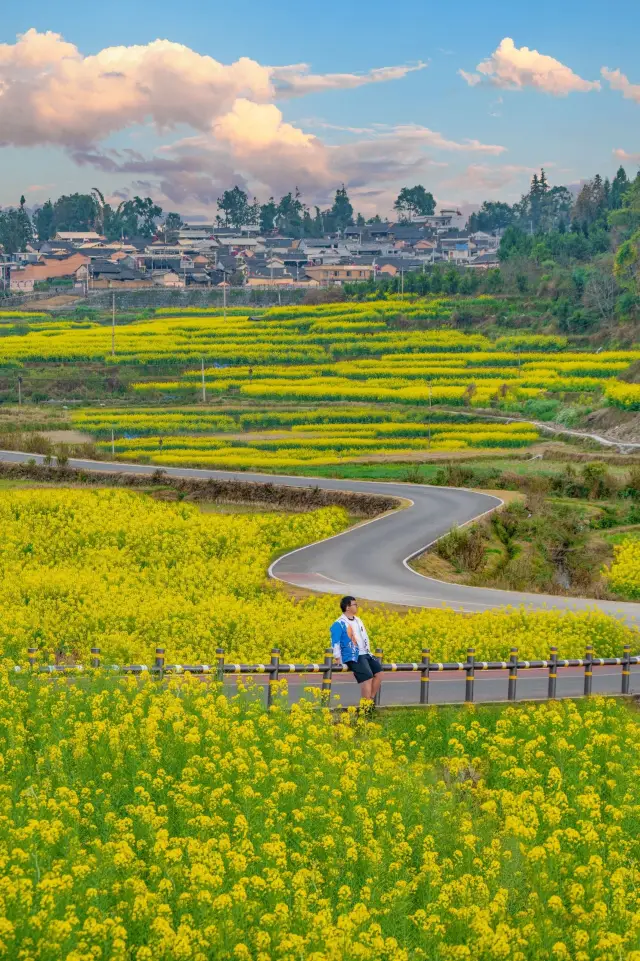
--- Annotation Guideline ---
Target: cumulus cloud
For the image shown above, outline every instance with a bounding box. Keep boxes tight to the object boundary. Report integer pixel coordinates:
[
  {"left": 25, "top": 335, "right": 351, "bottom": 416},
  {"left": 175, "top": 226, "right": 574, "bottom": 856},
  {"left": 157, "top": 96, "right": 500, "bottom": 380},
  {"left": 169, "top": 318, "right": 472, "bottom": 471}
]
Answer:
[
  {"left": 0, "top": 28, "right": 511, "bottom": 213},
  {"left": 613, "top": 148, "right": 640, "bottom": 163},
  {"left": 0, "top": 29, "right": 425, "bottom": 149},
  {"left": 602, "top": 68, "right": 640, "bottom": 103},
  {"left": 460, "top": 38, "right": 600, "bottom": 95},
  {"left": 71, "top": 112, "right": 509, "bottom": 212}
]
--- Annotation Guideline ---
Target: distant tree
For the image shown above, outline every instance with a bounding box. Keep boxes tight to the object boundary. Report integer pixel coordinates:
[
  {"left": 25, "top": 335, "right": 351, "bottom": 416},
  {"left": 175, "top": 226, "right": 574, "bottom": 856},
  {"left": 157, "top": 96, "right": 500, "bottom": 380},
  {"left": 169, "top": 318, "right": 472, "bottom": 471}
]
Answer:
[
  {"left": 539, "top": 186, "right": 574, "bottom": 232},
  {"left": 498, "top": 226, "right": 534, "bottom": 261},
  {"left": 121, "top": 197, "right": 163, "bottom": 238},
  {"left": 609, "top": 166, "right": 629, "bottom": 210},
  {"left": 609, "top": 172, "right": 640, "bottom": 232},
  {"left": 51, "top": 193, "right": 100, "bottom": 233},
  {"left": 0, "top": 197, "right": 33, "bottom": 255},
  {"left": 330, "top": 185, "right": 354, "bottom": 233},
  {"left": 259, "top": 197, "right": 278, "bottom": 234},
  {"left": 302, "top": 209, "right": 319, "bottom": 236},
  {"left": 163, "top": 212, "right": 184, "bottom": 242},
  {"left": 276, "top": 189, "right": 305, "bottom": 236},
  {"left": 572, "top": 176, "right": 607, "bottom": 230},
  {"left": 217, "top": 186, "right": 251, "bottom": 228},
  {"left": 467, "top": 202, "right": 514, "bottom": 233},
  {"left": 366, "top": 214, "right": 383, "bottom": 225},
  {"left": 393, "top": 185, "right": 436, "bottom": 220},
  {"left": 34, "top": 200, "right": 54, "bottom": 241},
  {"left": 356, "top": 212, "right": 366, "bottom": 227},
  {"left": 614, "top": 229, "right": 640, "bottom": 294}
]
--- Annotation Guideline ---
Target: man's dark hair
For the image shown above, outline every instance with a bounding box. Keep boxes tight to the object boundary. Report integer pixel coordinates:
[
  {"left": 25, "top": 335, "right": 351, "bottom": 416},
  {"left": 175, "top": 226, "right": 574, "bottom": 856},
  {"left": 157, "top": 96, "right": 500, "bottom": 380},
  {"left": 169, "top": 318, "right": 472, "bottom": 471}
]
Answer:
[{"left": 340, "top": 595, "right": 356, "bottom": 612}]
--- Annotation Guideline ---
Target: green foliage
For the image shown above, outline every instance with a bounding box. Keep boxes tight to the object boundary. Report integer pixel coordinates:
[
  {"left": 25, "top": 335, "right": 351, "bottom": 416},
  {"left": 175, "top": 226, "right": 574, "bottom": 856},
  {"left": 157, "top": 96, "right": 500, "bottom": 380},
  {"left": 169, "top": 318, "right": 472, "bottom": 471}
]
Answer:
[
  {"left": 614, "top": 229, "right": 640, "bottom": 292},
  {"left": 330, "top": 185, "right": 354, "bottom": 232},
  {"left": 217, "top": 186, "right": 257, "bottom": 228},
  {"left": 34, "top": 200, "right": 54, "bottom": 242},
  {"left": 467, "top": 201, "right": 514, "bottom": 233},
  {"left": 0, "top": 197, "right": 33, "bottom": 256},
  {"left": 259, "top": 197, "right": 278, "bottom": 234},
  {"left": 393, "top": 185, "right": 436, "bottom": 219}
]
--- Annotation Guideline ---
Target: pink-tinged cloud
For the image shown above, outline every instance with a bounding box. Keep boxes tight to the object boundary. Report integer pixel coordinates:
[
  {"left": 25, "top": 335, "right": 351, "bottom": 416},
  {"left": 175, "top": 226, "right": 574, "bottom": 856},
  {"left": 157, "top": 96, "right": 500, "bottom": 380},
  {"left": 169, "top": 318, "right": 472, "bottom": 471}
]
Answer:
[
  {"left": 613, "top": 148, "right": 640, "bottom": 163},
  {"left": 0, "top": 29, "right": 510, "bottom": 213},
  {"left": 0, "top": 29, "right": 424, "bottom": 149},
  {"left": 271, "top": 61, "right": 427, "bottom": 97},
  {"left": 460, "top": 38, "right": 600, "bottom": 95},
  {"left": 439, "top": 163, "right": 538, "bottom": 196},
  {"left": 602, "top": 68, "right": 640, "bottom": 104}
]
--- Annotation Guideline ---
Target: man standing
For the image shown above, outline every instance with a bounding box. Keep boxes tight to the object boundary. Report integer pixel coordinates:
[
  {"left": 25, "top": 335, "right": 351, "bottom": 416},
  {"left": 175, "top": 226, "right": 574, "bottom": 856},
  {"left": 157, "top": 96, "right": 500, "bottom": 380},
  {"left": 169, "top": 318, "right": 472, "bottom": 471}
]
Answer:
[{"left": 330, "top": 596, "right": 382, "bottom": 707}]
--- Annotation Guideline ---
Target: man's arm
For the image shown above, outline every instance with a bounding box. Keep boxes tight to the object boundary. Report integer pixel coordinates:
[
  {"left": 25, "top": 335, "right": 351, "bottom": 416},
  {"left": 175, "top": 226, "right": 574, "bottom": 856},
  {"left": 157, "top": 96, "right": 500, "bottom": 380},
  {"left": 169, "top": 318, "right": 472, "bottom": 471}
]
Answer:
[{"left": 330, "top": 622, "right": 343, "bottom": 663}]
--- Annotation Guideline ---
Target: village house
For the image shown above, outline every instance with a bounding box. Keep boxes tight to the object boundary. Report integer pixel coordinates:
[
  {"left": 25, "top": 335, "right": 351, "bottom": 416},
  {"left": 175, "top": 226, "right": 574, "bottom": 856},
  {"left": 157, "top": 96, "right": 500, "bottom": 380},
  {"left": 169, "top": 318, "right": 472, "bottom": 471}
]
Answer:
[
  {"left": 9, "top": 252, "right": 90, "bottom": 292},
  {"left": 305, "top": 264, "right": 375, "bottom": 285}
]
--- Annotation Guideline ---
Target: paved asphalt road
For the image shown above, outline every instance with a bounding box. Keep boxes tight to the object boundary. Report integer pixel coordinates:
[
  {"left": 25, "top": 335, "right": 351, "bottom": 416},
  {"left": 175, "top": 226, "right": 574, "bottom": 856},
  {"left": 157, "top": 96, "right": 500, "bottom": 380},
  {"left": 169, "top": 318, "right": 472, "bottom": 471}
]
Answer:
[
  {"left": 225, "top": 664, "right": 640, "bottom": 707},
  {"left": 4, "top": 449, "right": 640, "bottom": 625}
]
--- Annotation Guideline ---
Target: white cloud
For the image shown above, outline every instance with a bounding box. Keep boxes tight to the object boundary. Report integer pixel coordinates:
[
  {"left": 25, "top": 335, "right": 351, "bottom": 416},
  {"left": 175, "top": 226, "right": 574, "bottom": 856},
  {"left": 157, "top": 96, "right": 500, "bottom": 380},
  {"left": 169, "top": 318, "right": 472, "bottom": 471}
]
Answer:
[
  {"left": 0, "top": 28, "right": 422, "bottom": 148},
  {"left": 613, "top": 148, "right": 640, "bottom": 163},
  {"left": 439, "top": 163, "right": 537, "bottom": 196},
  {"left": 460, "top": 38, "right": 600, "bottom": 95},
  {"left": 602, "top": 68, "right": 640, "bottom": 104},
  {"left": 382, "top": 123, "right": 506, "bottom": 154},
  {"left": 0, "top": 28, "right": 511, "bottom": 215},
  {"left": 271, "top": 62, "right": 426, "bottom": 97}
]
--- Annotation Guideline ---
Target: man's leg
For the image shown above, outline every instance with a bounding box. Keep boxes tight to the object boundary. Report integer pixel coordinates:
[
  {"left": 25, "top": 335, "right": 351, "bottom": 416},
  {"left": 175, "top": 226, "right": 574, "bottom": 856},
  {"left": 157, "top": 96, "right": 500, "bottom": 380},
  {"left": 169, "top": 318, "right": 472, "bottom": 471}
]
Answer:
[
  {"left": 371, "top": 672, "right": 382, "bottom": 699},
  {"left": 359, "top": 678, "right": 373, "bottom": 701}
]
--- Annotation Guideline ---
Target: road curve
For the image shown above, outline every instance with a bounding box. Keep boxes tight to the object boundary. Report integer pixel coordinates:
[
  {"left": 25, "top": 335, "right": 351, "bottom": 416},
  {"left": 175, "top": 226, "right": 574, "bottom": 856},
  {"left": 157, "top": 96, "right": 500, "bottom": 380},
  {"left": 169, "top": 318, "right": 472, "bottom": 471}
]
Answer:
[{"left": 2, "top": 448, "right": 640, "bottom": 625}]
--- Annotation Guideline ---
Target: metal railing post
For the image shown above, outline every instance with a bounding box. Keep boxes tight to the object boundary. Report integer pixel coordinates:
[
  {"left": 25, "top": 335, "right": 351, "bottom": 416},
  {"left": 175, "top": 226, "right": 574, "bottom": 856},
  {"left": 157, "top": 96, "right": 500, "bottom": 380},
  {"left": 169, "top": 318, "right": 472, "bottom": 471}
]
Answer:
[
  {"left": 420, "top": 648, "right": 430, "bottom": 704},
  {"left": 268, "top": 648, "right": 280, "bottom": 708},
  {"left": 216, "top": 647, "right": 225, "bottom": 684},
  {"left": 508, "top": 647, "right": 518, "bottom": 702},
  {"left": 622, "top": 644, "right": 631, "bottom": 695},
  {"left": 91, "top": 647, "right": 101, "bottom": 669},
  {"left": 322, "top": 647, "right": 333, "bottom": 701},
  {"left": 465, "top": 648, "right": 475, "bottom": 703},
  {"left": 548, "top": 646, "right": 557, "bottom": 699},
  {"left": 155, "top": 647, "right": 165, "bottom": 681},
  {"left": 584, "top": 644, "right": 593, "bottom": 697},
  {"left": 374, "top": 648, "right": 383, "bottom": 706},
  {"left": 28, "top": 647, "right": 37, "bottom": 672}
]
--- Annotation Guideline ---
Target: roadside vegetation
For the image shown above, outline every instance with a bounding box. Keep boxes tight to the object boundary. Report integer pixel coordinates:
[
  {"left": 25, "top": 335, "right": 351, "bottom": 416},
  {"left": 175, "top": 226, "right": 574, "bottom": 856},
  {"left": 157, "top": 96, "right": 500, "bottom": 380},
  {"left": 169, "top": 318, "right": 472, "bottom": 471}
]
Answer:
[{"left": 413, "top": 461, "right": 640, "bottom": 599}]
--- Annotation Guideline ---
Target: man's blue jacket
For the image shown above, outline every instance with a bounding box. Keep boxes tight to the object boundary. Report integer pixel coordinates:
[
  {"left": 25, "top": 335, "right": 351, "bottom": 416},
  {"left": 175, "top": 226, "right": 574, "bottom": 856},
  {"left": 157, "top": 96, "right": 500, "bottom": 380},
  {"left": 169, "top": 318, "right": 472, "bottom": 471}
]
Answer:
[{"left": 330, "top": 615, "right": 371, "bottom": 664}]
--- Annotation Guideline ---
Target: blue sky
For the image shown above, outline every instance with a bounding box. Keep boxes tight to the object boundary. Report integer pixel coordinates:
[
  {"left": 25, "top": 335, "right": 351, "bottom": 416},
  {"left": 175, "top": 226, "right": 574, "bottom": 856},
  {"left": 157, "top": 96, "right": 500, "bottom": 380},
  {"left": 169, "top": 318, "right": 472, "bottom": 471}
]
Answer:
[{"left": 1, "top": 0, "right": 639, "bottom": 218}]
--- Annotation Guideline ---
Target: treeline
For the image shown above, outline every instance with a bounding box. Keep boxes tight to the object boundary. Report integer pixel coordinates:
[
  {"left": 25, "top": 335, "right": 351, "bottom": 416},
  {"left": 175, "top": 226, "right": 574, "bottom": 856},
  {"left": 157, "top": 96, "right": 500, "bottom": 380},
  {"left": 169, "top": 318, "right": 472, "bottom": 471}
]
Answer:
[
  {"left": 0, "top": 190, "right": 179, "bottom": 255},
  {"left": 353, "top": 166, "right": 640, "bottom": 330},
  {"left": 0, "top": 181, "right": 438, "bottom": 255},
  {"left": 216, "top": 183, "right": 435, "bottom": 235}
]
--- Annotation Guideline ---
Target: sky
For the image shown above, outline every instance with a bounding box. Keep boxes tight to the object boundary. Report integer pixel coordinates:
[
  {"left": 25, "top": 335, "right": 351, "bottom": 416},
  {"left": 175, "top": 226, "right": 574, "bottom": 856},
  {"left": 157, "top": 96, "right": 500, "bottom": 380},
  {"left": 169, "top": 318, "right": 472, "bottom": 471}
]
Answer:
[{"left": 1, "top": 0, "right": 640, "bottom": 220}]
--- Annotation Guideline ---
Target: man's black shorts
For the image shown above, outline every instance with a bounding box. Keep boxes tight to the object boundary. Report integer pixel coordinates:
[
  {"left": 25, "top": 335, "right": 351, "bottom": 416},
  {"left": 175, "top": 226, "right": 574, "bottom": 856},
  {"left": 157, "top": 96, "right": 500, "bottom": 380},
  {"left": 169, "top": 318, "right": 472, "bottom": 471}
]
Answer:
[{"left": 347, "top": 653, "right": 382, "bottom": 684}]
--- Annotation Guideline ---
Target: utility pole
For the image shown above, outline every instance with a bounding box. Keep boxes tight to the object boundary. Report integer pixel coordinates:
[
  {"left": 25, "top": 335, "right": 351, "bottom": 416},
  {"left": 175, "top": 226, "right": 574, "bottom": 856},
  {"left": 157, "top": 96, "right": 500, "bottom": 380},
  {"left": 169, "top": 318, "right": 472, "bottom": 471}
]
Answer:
[
  {"left": 223, "top": 279, "right": 227, "bottom": 320},
  {"left": 428, "top": 378, "right": 432, "bottom": 449},
  {"left": 111, "top": 428, "right": 115, "bottom": 456},
  {"left": 401, "top": 268, "right": 405, "bottom": 299},
  {"left": 111, "top": 291, "right": 116, "bottom": 357},
  {"left": 17, "top": 375, "right": 23, "bottom": 407},
  {"left": 201, "top": 357, "right": 207, "bottom": 403}
]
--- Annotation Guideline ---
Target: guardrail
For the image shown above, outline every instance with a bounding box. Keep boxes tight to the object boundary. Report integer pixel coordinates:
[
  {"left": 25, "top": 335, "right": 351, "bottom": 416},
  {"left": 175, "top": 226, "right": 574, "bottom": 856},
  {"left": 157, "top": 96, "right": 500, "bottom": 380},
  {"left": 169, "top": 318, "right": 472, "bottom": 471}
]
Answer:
[{"left": 16, "top": 644, "right": 640, "bottom": 707}]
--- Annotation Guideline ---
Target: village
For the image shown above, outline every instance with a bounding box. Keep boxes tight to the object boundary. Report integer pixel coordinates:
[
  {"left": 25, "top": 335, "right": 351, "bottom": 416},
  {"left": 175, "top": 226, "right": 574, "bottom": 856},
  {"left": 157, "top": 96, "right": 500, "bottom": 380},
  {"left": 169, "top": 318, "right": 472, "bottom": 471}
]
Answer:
[{"left": 1, "top": 209, "right": 501, "bottom": 295}]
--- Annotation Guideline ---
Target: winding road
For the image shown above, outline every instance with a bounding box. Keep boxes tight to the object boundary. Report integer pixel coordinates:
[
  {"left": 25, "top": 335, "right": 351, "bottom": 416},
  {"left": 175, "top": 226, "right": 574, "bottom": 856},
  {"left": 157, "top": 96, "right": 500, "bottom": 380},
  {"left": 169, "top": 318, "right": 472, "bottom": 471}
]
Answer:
[{"left": 3, "top": 448, "right": 640, "bottom": 627}]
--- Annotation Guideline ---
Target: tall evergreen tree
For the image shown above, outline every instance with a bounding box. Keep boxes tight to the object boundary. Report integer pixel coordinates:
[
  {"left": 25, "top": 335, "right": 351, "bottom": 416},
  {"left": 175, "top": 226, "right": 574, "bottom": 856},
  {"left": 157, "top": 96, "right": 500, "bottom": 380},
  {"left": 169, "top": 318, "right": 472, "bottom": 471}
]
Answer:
[
  {"left": 610, "top": 167, "right": 629, "bottom": 210},
  {"left": 331, "top": 185, "right": 354, "bottom": 233}
]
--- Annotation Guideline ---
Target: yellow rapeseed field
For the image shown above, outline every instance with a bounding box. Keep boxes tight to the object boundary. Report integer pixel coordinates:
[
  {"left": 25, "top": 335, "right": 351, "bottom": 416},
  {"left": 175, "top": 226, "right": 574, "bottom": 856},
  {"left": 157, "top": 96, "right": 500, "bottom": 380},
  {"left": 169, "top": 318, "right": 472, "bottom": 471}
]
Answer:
[
  {"left": 0, "top": 488, "right": 635, "bottom": 666},
  {"left": 0, "top": 682, "right": 639, "bottom": 960},
  {"left": 603, "top": 535, "right": 640, "bottom": 598}
]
